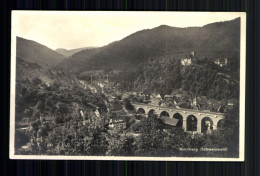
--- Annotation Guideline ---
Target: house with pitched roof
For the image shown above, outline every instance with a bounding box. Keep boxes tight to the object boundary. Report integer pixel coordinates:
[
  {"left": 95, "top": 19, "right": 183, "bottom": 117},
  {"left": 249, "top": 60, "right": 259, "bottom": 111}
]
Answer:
[{"left": 160, "top": 116, "right": 179, "bottom": 132}]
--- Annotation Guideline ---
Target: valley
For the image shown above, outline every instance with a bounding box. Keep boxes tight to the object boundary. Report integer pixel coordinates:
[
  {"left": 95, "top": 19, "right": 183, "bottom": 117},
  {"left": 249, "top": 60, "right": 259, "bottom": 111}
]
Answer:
[{"left": 14, "top": 18, "right": 240, "bottom": 158}]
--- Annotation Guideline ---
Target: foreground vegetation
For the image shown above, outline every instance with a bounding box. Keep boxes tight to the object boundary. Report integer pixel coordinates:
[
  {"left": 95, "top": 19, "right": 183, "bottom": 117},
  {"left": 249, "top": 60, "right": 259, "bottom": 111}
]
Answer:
[
  {"left": 15, "top": 77, "right": 239, "bottom": 158},
  {"left": 15, "top": 56, "right": 239, "bottom": 157}
]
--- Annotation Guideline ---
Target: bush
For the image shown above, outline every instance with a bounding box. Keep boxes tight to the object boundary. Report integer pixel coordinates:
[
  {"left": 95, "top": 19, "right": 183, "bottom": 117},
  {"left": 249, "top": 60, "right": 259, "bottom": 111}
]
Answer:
[
  {"left": 15, "top": 130, "right": 30, "bottom": 148},
  {"left": 32, "top": 77, "right": 42, "bottom": 85},
  {"left": 123, "top": 98, "right": 134, "bottom": 111},
  {"left": 130, "top": 122, "right": 141, "bottom": 133},
  {"left": 55, "top": 116, "right": 64, "bottom": 124}
]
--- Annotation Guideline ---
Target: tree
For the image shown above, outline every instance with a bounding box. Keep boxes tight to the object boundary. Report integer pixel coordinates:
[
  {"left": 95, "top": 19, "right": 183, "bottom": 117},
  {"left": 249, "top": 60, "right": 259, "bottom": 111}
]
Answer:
[
  {"left": 107, "top": 134, "right": 136, "bottom": 156},
  {"left": 15, "top": 130, "right": 30, "bottom": 149},
  {"left": 56, "top": 102, "right": 70, "bottom": 117},
  {"left": 35, "top": 100, "right": 46, "bottom": 114},
  {"left": 218, "top": 104, "right": 239, "bottom": 157},
  {"left": 136, "top": 114, "right": 166, "bottom": 156},
  {"left": 137, "top": 129, "right": 166, "bottom": 156},
  {"left": 32, "top": 77, "right": 42, "bottom": 86},
  {"left": 83, "top": 127, "right": 109, "bottom": 156},
  {"left": 30, "top": 119, "right": 41, "bottom": 132},
  {"left": 44, "top": 120, "right": 109, "bottom": 156},
  {"left": 24, "top": 108, "right": 33, "bottom": 118},
  {"left": 52, "top": 80, "right": 62, "bottom": 89},
  {"left": 123, "top": 98, "right": 134, "bottom": 111},
  {"left": 21, "top": 87, "right": 27, "bottom": 95}
]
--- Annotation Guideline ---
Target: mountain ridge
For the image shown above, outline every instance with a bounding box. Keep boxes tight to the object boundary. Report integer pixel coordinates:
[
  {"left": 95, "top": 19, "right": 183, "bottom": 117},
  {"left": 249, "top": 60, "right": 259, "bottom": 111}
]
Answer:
[
  {"left": 57, "top": 17, "right": 240, "bottom": 73},
  {"left": 16, "top": 37, "right": 66, "bottom": 68},
  {"left": 55, "top": 47, "right": 96, "bottom": 57}
]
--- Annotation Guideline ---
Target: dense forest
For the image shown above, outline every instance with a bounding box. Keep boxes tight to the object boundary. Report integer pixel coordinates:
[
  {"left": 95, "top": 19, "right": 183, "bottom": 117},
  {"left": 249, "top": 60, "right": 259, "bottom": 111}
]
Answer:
[
  {"left": 16, "top": 37, "right": 65, "bottom": 67},
  {"left": 15, "top": 72, "right": 107, "bottom": 123},
  {"left": 78, "top": 56, "right": 240, "bottom": 102}
]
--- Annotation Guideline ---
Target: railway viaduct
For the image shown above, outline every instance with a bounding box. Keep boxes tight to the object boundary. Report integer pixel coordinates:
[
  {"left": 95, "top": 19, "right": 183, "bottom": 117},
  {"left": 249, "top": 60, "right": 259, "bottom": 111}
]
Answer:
[{"left": 132, "top": 103, "right": 225, "bottom": 134}]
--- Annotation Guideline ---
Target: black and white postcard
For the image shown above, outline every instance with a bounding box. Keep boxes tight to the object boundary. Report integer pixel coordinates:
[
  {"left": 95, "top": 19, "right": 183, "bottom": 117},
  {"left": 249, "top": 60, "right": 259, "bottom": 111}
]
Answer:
[{"left": 10, "top": 11, "right": 246, "bottom": 161}]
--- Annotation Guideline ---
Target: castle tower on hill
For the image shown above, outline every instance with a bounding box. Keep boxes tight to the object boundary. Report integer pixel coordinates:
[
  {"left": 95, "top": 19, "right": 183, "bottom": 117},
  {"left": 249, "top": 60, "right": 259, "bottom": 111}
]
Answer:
[
  {"left": 181, "top": 51, "right": 195, "bottom": 66},
  {"left": 191, "top": 51, "right": 195, "bottom": 57}
]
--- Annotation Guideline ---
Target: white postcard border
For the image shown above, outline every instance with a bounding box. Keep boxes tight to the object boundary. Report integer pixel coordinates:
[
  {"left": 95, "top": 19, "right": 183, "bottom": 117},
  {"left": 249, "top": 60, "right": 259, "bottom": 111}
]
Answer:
[{"left": 9, "top": 11, "right": 246, "bottom": 161}]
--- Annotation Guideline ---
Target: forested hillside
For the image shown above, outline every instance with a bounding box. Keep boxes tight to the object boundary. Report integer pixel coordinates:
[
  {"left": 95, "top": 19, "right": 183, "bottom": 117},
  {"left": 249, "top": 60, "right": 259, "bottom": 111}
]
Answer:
[
  {"left": 57, "top": 18, "right": 240, "bottom": 73},
  {"left": 55, "top": 47, "right": 95, "bottom": 57},
  {"left": 102, "top": 57, "right": 239, "bottom": 101},
  {"left": 16, "top": 37, "right": 65, "bottom": 67}
]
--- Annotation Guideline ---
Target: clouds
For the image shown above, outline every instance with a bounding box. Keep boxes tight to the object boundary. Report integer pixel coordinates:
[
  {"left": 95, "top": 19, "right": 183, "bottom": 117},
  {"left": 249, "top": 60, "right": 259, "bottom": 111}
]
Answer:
[{"left": 12, "top": 11, "right": 242, "bottom": 50}]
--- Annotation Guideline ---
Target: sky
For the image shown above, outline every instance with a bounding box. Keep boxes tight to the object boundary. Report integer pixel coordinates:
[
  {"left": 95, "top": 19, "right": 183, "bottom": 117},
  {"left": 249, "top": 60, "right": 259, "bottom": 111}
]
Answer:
[{"left": 12, "top": 11, "right": 244, "bottom": 50}]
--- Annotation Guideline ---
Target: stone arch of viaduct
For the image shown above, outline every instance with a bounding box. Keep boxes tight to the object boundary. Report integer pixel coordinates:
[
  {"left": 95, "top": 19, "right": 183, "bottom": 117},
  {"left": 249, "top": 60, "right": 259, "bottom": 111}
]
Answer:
[{"left": 133, "top": 103, "right": 224, "bottom": 134}]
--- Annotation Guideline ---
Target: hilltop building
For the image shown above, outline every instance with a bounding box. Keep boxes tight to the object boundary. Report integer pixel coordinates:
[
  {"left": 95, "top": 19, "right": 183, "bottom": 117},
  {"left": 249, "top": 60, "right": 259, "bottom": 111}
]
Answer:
[
  {"left": 214, "top": 58, "right": 228, "bottom": 67},
  {"left": 181, "top": 51, "right": 195, "bottom": 66}
]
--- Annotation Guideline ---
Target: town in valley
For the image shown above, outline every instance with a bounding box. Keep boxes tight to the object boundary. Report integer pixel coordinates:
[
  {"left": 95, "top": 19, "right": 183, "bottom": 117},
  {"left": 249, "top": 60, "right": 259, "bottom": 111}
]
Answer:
[{"left": 13, "top": 15, "right": 241, "bottom": 158}]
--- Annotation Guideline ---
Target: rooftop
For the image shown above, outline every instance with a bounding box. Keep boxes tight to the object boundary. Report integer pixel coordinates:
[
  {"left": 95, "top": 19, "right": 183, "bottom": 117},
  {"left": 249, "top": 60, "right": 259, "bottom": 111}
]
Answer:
[
  {"left": 160, "top": 116, "right": 179, "bottom": 126},
  {"left": 164, "top": 95, "right": 174, "bottom": 98},
  {"left": 43, "top": 116, "right": 56, "bottom": 121}
]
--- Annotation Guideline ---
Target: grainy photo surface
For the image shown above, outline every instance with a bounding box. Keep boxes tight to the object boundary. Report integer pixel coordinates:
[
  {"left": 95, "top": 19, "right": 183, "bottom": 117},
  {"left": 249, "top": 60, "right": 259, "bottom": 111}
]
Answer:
[{"left": 10, "top": 11, "right": 246, "bottom": 161}]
